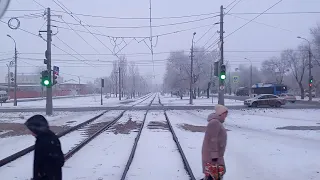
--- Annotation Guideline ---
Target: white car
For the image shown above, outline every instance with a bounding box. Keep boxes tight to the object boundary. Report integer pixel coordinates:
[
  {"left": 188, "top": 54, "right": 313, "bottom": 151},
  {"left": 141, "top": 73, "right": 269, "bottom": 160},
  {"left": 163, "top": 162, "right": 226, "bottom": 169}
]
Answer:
[
  {"left": 279, "top": 93, "right": 296, "bottom": 103},
  {"left": 244, "top": 94, "right": 286, "bottom": 108}
]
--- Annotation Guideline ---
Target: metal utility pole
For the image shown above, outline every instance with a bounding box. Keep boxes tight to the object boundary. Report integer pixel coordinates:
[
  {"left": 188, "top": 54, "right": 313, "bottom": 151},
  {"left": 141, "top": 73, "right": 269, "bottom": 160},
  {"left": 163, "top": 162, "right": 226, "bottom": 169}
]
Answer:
[
  {"left": 189, "top": 32, "right": 196, "bottom": 105},
  {"left": 245, "top": 58, "right": 253, "bottom": 97},
  {"left": 218, "top": 5, "right": 225, "bottom": 105},
  {"left": 6, "top": 64, "right": 10, "bottom": 99},
  {"left": 119, "top": 67, "right": 121, "bottom": 101},
  {"left": 46, "top": 8, "right": 53, "bottom": 115},
  {"left": 297, "top": 36, "right": 312, "bottom": 101},
  {"left": 7, "top": 35, "right": 17, "bottom": 106}
]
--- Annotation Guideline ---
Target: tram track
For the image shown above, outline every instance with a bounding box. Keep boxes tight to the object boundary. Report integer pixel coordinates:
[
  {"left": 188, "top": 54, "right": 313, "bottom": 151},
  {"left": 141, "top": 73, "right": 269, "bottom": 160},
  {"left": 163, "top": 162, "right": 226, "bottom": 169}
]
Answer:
[{"left": 0, "top": 93, "right": 154, "bottom": 168}]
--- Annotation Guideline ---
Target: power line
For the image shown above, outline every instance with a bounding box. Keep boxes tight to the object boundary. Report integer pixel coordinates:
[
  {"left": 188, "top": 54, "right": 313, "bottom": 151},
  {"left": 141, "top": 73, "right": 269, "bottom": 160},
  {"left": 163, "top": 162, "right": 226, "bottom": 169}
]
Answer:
[
  {"left": 196, "top": 24, "right": 218, "bottom": 43},
  {"left": 51, "top": 15, "right": 219, "bottom": 29},
  {"left": 51, "top": 9, "right": 220, "bottom": 20},
  {"left": 52, "top": 0, "right": 116, "bottom": 57},
  {"left": 225, "top": 0, "right": 244, "bottom": 15},
  {"left": 54, "top": 36, "right": 96, "bottom": 67},
  {"left": 17, "top": 48, "right": 312, "bottom": 57},
  {"left": 227, "top": 14, "right": 293, "bottom": 33},
  {"left": 53, "top": 23, "right": 215, "bottom": 38},
  {"left": 230, "top": 11, "right": 320, "bottom": 15},
  {"left": 224, "top": 0, "right": 283, "bottom": 40}
]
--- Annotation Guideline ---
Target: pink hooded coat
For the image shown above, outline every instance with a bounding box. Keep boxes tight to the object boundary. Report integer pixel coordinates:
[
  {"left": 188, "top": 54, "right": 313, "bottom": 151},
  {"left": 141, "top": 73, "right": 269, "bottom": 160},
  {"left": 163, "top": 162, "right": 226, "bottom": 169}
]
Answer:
[{"left": 201, "top": 112, "right": 227, "bottom": 173}]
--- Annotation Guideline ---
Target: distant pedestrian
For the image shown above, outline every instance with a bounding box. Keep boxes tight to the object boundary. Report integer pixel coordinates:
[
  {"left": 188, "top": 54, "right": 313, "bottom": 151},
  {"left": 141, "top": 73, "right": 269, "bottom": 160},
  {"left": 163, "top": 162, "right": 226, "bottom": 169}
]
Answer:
[
  {"left": 201, "top": 104, "right": 228, "bottom": 180},
  {"left": 25, "top": 115, "right": 64, "bottom": 180}
]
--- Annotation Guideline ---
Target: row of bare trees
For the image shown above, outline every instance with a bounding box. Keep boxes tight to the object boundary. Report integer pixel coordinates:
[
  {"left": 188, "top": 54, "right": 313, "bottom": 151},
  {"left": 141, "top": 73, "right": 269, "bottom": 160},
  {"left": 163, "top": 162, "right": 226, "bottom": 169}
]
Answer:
[
  {"left": 163, "top": 24, "right": 320, "bottom": 99},
  {"left": 93, "top": 56, "right": 151, "bottom": 98},
  {"left": 163, "top": 47, "right": 219, "bottom": 98}
]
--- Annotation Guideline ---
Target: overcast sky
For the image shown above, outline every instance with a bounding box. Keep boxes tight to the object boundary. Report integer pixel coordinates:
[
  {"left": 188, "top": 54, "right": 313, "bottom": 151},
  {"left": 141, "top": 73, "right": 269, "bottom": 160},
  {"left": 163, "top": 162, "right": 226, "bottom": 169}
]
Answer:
[{"left": 1, "top": 0, "right": 320, "bottom": 84}]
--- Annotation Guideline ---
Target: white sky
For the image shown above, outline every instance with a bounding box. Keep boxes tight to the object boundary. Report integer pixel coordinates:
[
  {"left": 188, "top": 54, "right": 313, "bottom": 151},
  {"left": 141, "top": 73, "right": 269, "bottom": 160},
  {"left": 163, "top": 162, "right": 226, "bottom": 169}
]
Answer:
[{"left": 1, "top": 0, "right": 320, "bottom": 84}]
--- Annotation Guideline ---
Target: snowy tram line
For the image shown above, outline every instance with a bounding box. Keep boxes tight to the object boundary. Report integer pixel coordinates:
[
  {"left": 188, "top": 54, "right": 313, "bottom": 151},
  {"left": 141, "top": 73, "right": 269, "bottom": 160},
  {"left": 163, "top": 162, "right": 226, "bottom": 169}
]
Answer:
[
  {"left": 0, "top": 94, "right": 156, "bottom": 179},
  {"left": 123, "top": 110, "right": 194, "bottom": 180},
  {"left": 63, "top": 111, "right": 147, "bottom": 179},
  {"left": 0, "top": 110, "right": 124, "bottom": 179}
]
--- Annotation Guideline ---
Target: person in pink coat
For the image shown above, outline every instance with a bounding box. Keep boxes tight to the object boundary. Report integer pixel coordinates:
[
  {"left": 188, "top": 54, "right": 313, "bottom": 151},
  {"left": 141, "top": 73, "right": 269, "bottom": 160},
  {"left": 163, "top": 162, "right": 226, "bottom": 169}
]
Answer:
[{"left": 201, "top": 104, "right": 228, "bottom": 180}]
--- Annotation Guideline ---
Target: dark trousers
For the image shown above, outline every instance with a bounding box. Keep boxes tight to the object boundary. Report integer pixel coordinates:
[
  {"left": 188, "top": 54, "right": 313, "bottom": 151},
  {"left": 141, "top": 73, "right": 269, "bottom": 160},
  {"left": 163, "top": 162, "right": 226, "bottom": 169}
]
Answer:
[{"left": 201, "top": 176, "right": 223, "bottom": 180}]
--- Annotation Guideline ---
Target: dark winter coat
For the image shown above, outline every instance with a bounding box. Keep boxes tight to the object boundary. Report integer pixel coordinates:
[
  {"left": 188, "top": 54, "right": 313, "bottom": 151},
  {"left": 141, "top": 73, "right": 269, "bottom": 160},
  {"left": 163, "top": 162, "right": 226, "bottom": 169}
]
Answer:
[
  {"left": 25, "top": 115, "right": 64, "bottom": 180},
  {"left": 33, "top": 130, "right": 64, "bottom": 180}
]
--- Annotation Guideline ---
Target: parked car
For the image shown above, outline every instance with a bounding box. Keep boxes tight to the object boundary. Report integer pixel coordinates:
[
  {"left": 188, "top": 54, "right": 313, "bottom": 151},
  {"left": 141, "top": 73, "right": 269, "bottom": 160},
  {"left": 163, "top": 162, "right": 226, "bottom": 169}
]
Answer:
[
  {"left": 279, "top": 93, "right": 296, "bottom": 103},
  {"left": 0, "top": 91, "right": 8, "bottom": 103},
  {"left": 244, "top": 94, "right": 286, "bottom": 108}
]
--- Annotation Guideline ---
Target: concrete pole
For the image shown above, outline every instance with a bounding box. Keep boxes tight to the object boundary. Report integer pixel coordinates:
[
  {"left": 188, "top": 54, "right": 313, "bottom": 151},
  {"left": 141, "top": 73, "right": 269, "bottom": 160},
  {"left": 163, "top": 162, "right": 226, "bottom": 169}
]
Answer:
[
  {"left": 189, "top": 32, "right": 196, "bottom": 105},
  {"left": 46, "top": 8, "right": 53, "bottom": 115},
  {"left": 218, "top": 5, "right": 225, "bottom": 105}
]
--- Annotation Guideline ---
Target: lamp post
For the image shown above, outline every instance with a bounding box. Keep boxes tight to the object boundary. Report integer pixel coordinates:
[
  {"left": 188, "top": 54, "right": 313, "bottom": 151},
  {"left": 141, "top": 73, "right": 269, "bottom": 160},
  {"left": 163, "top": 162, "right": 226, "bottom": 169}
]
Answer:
[
  {"left": 297, "top": 36, "right": 312, "bottom": 101},
  {"left": 189, "top": 32, "right": 196, "bottom": 105},
  {"left": 245, "top": 58, "right": 253, "bottom": 97},
  {"left": 7, "top": 34, "right": 18, "bottom": 106}
]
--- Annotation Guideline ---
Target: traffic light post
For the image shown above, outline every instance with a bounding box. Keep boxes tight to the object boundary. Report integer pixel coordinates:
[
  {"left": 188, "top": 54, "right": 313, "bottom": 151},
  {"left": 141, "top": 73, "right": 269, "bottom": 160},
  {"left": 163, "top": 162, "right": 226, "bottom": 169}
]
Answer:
[{"left": 218, "top": 5, "right": 225, "bottom": 105}]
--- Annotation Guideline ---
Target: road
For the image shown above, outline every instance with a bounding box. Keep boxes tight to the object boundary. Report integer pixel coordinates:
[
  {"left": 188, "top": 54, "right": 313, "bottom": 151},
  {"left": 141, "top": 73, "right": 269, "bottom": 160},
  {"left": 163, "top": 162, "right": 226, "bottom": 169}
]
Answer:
[{"left": 212, "top": 94, "right": 320, "bottom": 106}]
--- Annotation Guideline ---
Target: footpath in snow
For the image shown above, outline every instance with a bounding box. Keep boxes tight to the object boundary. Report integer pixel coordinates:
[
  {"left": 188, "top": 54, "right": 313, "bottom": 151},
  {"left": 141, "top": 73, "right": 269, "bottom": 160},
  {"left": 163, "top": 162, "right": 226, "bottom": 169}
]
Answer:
[
  {"left": 168, "top": 109, "right": 320, "bottom": 180},
  {"left": 126, "top": 110, "right": 189, "bottom": 180}
]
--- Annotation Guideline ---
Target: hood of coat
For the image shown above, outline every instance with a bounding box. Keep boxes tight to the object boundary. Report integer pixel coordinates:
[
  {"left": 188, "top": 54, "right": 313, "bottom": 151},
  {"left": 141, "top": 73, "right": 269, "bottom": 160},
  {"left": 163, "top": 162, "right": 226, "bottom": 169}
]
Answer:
[
  {"left": 24, "top": 115, "right": 50, "bottom": 136},
  {"left": 207, "top": 113, "right": 225, "bottom": 123}
]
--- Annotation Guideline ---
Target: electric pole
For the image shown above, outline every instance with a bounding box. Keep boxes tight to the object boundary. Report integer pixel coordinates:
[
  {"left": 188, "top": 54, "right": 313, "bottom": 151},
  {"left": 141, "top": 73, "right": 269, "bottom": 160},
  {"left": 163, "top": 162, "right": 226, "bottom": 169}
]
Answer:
[
  {"left": 218, "top": 5, "right": 225, "bottom": 105},
  {"left": 119, "top": 67, "right": 121, "bottom": 101},
  {"left": 189, "top": 32, "right": 196, "bottom": 105},
  {"left": 308, "top": 47, "right": 312, "bottom": 101},
  {"left": 6, "top": 64, "right": 10, "bottom": 99},
  {"left": 46, "top": 8, "right": 53, "bottom": 115},
  {"left": 7, "top": 34, "right": 17, "bottom": 106}
]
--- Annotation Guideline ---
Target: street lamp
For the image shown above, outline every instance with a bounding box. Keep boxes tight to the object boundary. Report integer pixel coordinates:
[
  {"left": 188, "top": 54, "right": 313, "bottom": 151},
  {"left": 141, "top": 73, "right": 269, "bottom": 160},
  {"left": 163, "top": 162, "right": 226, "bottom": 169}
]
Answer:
[
  {"left": 245, "top": 58, "right": 253, "bottom": 97},
  {"left": 189, "top": 32, "right": 196, "bottom": 105},
  {"left": 7, "top": 34, "right": 18, "bottom": 106},
  {"left": 297, "top": 36, "right": 312, "bottom": 101}
]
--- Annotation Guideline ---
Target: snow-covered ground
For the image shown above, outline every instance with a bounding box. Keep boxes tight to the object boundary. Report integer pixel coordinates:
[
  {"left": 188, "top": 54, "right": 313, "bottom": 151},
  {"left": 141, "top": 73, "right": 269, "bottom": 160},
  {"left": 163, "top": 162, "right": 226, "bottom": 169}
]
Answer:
[
  {"left": 0, "top": 94, "right": 151, "bottom": 108},
  {"left": 63, "top": 111, "right": 145, "bottom": 180},
  {"left": 0, "top": 95, "right": 122, "bottom": 108},
  {"left": 167, "top": 109, "right": 320, "bottom": 180},
  {"left": 0, "top": 110, "right": 123, "bottom": 179},
  {"left": 0, "top": 111, "right": 105, "bottom": 160},
  {"left": 296, "top": 96, "right": 320, "bottom": 102},
  {"left": 126, "top": 111, "right": 189, "bottom": 180},
  {"left": 160, "top": 95, "right": 243, "bottom": 106}
]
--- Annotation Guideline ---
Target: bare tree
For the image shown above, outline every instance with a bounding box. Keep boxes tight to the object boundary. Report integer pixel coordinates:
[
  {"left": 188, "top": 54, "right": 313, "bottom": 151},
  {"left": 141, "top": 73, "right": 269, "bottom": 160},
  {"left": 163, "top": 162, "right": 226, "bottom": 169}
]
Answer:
[
  {"left": 261, "top": 56, "right": 288, "bottom": 84},
  {"left": 282, "top": 46, "right": 309, "bottom": 99},
  {"left": 310, "top": 24, "right": 320, "bottom": 66}
]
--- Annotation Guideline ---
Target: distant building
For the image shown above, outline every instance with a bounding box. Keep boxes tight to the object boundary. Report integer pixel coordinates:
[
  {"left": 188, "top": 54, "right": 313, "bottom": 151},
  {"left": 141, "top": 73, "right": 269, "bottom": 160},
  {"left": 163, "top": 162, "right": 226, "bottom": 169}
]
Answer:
[{"left": 5, "top": 73, "right": 63, "bottom": 84}]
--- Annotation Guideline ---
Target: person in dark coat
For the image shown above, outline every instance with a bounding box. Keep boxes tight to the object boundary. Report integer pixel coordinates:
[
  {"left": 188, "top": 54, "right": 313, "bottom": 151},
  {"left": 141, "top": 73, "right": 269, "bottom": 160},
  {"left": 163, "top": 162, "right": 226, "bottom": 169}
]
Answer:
[{"left": 25, "top": 115, "right": 64, "bottom": 180}]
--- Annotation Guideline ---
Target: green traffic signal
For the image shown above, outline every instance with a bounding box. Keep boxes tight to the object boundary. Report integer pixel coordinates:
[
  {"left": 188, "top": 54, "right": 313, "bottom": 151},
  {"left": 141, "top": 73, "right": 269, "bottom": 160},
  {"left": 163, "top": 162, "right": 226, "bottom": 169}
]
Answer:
[
  {"left": 220, "top": 74, "right": 226, "bottom": 80},
  {"left": 41, "top": 78, "right": 51, "bottom": 86}
]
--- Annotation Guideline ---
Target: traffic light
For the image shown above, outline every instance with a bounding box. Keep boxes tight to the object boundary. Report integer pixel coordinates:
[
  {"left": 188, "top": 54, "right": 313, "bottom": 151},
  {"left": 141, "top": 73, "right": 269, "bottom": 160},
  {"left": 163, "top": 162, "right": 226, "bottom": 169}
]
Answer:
[
  {"left": 220, "top": 64, "right": 226, "bottom": 80},
  {"left": 214, "top": 61, "right": 219, "bottom": 77},
  {"left": 41, "top": 70, "right": 51, "bottom": 87},
  {"left": 53, "top": 71, "right": 58, "bottom": 86},
  {"left": 10, "top": 72, "right": 14, "bottom": 86},
  {"left": 309, "top": 76, "right": 313, "bottom": 87}
]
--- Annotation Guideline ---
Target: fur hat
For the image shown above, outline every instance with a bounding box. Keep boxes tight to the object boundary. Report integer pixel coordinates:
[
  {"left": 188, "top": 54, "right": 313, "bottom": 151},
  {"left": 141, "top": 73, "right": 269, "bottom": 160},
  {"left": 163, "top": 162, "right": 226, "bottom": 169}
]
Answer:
[{"left": 215, "top": 104, "right": 228, "bottom": 116}]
